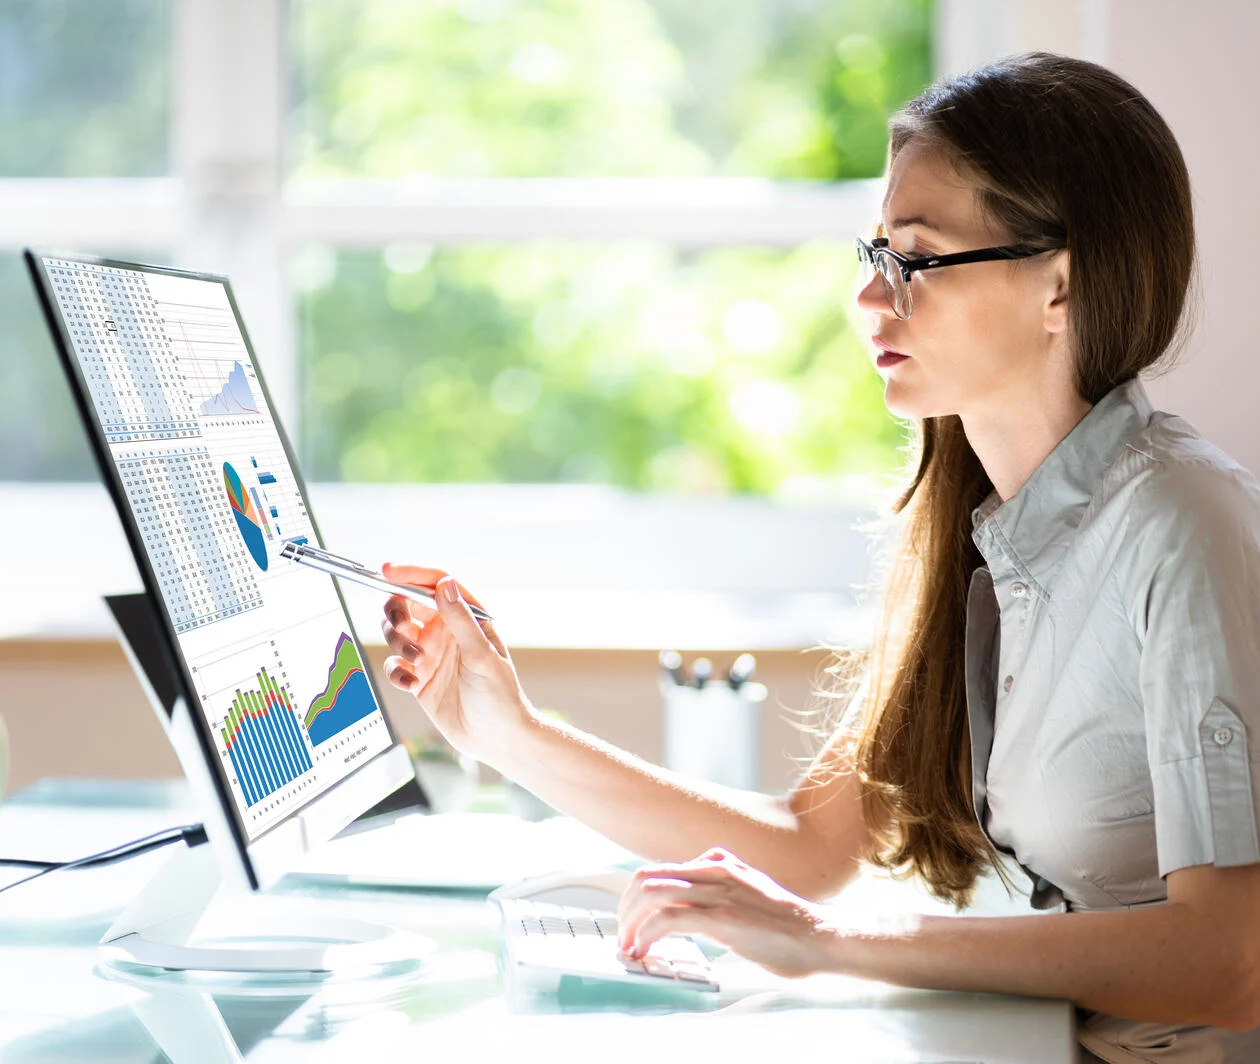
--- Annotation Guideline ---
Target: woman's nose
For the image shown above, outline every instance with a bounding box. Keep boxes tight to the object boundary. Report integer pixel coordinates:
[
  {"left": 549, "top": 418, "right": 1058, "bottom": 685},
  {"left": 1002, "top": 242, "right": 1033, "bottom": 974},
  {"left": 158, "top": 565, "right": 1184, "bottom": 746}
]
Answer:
[{"left": 855, "top": 272, "right": 896, "bottom": 319}]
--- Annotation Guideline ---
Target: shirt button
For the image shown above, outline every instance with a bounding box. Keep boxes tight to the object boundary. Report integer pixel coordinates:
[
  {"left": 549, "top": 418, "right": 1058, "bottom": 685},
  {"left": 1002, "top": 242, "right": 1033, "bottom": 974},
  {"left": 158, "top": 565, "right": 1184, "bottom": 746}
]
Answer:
[
  {"left": 1010, "top": 582, "right": 1028, "bottom": 598},
  {"left": 1002, "top": 675, "right": 1014, "bottom": 694},
  {"left": 1213, "top": 727, "right": 1234, "bottom": 746}
]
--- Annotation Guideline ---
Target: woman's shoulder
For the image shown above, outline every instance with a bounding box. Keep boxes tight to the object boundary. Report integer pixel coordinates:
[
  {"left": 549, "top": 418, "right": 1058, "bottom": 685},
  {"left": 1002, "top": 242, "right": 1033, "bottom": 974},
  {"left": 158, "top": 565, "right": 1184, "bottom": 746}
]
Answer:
[{"left": 1099, "top": 410, "right": 1260, "bottom": 564}]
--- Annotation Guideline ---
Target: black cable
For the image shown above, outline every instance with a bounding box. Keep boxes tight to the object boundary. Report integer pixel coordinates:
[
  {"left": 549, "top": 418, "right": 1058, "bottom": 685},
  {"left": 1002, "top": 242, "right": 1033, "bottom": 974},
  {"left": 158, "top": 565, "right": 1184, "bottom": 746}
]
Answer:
[{"left": 0, "top": 823, "right": 208, "bottom": 896}]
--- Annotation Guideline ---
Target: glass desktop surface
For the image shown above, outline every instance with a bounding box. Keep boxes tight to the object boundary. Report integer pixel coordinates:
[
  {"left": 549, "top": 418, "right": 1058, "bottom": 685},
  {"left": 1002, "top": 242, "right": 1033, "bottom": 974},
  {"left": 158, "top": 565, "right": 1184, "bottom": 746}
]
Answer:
[
  {"left": 0, "top": 780, "right": 718, "bottom": 1064},
  {"left": 0, "top": 780, "right": 1076, "bottom": 1064}
]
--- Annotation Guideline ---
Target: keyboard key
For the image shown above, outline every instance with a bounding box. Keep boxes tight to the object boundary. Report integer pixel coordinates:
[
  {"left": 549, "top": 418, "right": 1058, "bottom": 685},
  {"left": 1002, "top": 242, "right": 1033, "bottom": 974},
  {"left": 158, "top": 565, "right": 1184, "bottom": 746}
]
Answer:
[
  {"left": 617, "top": 952, "right": 647, "bottom": 974},
  {"left": 642, "top": 956, "right": 676, "bottom": 978}
]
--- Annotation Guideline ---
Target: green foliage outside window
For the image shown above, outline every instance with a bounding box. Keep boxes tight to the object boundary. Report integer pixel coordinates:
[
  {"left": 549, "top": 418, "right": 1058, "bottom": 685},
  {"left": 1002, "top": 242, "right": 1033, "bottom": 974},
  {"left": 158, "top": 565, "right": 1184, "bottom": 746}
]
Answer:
[
  {"left": 0, "top": 0, "right": 169, "bottom": 177},
  {"left": 292, "top": 0, "right": 932, "bottom": 495},
  {"left": 291, "top": 0, "right": 932, "bottom": 180},
  {"left": 298, "top": 243, "right": 902, "bottom": 494}
]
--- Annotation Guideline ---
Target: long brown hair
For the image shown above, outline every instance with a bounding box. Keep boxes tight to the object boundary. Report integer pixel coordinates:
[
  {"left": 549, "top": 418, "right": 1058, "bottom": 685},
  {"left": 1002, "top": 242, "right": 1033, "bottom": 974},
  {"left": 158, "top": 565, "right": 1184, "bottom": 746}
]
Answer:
[{"left": 842, "top": 52, "right": 1196, "bottom": 907}]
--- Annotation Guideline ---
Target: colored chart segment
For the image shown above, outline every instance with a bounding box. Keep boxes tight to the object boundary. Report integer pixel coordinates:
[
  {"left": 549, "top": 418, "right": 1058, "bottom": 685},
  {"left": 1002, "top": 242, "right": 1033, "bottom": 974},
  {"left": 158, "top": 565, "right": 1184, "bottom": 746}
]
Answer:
[
  {"left": 223, "top": 461, "right": 268, "bottom": 570},
  {"left": 200, "top": 361, "right": 259, "bottom": 416},
  {"left": 304, "top": 633, "right": 378, "bottom": 745},
  {"left": 221, "top": 668, "right": 313, "bottom": 807}
]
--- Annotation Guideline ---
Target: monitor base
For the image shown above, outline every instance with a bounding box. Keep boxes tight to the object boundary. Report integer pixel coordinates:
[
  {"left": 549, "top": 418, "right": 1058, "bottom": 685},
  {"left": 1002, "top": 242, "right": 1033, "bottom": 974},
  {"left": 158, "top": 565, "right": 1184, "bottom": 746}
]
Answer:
[{"left": 100, "top": 838, "right": 433, "bottom": 974}]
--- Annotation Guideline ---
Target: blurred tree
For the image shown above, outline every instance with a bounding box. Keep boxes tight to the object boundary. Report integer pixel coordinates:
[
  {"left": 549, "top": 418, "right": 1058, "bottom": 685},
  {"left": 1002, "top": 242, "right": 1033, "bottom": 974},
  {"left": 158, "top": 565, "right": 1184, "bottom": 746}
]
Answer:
[
  {"left": 0, "top": 0, "right": 169, "bottom": 177},
  {"left": 0, "top": 0, "right": 169, "bottom": 480},
  {"left": 290, "top": 0, "right": 931, "bottom": 179},
  {"left": 292, "top": 0, "right": 931, "bottom": 496},
  {"left": 299, "top": 240, "right": 907, "bottom": 494}
]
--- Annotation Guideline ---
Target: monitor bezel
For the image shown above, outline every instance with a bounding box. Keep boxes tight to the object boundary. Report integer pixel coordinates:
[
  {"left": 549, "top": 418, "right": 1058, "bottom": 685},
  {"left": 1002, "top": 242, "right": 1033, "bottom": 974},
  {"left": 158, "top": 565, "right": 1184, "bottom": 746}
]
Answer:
[{"left": 25, "top": 248, "right": 417, "bottom": 886}]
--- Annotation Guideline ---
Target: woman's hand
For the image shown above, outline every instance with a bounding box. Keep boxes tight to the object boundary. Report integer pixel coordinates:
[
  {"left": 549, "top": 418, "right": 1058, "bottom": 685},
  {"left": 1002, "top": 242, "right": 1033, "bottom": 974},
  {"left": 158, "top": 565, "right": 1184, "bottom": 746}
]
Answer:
[
  {"left": 616, "top": 848, "right": 842, "bottom": 979},
  {"left": 379, "top": 563, "right": 532, "bottom": 769}
]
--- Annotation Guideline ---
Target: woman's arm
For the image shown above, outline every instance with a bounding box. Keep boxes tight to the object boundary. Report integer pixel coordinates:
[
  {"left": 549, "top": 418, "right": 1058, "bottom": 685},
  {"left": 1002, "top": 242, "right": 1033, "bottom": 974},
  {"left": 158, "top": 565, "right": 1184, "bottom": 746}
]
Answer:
[
  {"left": 617, "top": 853, "right": 1260, "bottom": 1032},
  {"left": 378, "top": 564, "right": 869, "bottom": 900}
]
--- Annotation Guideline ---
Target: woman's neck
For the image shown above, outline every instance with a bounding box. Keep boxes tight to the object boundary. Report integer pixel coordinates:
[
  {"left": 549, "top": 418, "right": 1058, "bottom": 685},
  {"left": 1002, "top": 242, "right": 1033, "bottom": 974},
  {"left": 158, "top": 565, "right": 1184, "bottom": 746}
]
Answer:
[{"left": 963, "top": 389, "right": 1094, "bottom": 502}]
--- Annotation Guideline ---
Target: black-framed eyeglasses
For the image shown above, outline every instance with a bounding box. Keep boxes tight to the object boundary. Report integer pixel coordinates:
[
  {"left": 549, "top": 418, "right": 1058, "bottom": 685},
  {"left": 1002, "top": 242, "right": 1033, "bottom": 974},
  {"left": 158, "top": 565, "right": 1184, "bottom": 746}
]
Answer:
[{"left": 855, "top": 236, "right": 1055, "bottom": 320}]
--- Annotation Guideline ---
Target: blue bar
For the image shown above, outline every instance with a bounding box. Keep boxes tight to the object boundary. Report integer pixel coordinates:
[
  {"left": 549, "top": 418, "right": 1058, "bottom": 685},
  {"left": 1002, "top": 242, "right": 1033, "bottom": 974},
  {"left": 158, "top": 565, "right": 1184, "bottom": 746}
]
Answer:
[
  {"left": 256, "top": 682, "right": 294, "bottom": 781},
  {"left": 252, "top": 692, "right": 290, "bottom": 788},
  {"left": 273, "top": 684, "right": 307, "bottom": 773},
  {"left": 270, "top": 507, "right": 278, "bottom": 518},
  {"left": 258, "top": 472, "right": 277, "bottom": 485},
  {"left": 244, "top": 707, "right": 278, "bottom": 794},
  {"left": 283, "top": 702, "right": 312, "bottom": 771},
  {"left": 260, "top": 694, "right": 295, "bottom": 782},
  {"left": 280, "top": 705, "right": 307, "bottom": 771},
  {"left": 228, "top": 743, "right": 254, "bottom": 806},
  {"left": 271, "top": 697, "right": 302, "bottom": 782},
  {"left": 251, "top": 457, "right": 258, "bottom": 467},
  {"left": 233, "top": 695, "right": 268, "bottom": 800}
]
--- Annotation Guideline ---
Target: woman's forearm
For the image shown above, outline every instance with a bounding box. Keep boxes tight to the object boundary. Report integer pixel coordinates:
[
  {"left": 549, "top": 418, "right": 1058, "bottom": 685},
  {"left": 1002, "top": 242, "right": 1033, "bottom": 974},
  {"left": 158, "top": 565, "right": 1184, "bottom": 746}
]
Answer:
[
  {"left": 832, "top": 902, "right": 1257, "bottom": 1031},
  {"left": 489, "top": 710, "right": 863, "bottom": 899}
]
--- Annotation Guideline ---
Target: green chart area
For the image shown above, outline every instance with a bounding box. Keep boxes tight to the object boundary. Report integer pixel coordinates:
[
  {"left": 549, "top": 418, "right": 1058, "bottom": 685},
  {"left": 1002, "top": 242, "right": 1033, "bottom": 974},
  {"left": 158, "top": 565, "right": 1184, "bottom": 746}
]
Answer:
[{"left": 303, "top": 632, "right": 378, "bottom": 745}]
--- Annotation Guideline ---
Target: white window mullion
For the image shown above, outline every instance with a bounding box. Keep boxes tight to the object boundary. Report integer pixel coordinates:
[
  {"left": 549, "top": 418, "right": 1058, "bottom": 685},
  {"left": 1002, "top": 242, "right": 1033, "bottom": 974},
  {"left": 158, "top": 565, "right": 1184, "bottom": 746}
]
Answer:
[
  {"left": 173, "top": 0, "right": 295, "bottom": 430},
  {"left": 0, "top": 179, "right": 178, "bottom": 251},
  {"left": 283, "top": 177, "right": 883, "bottom": 247}
]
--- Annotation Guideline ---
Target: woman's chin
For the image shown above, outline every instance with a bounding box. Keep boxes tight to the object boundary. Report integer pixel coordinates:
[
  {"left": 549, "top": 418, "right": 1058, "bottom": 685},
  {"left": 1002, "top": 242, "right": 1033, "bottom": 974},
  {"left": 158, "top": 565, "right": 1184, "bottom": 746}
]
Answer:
[{"left": 882, "top": 380, "right": 958, "bottom": 423}]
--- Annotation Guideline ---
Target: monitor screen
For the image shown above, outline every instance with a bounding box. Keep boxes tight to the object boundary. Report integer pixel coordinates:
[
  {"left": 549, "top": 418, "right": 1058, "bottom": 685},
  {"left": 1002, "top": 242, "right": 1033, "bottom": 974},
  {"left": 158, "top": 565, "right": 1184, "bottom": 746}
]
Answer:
[{"left": 35, "top": 255, "right": 394, "bottom": 842}]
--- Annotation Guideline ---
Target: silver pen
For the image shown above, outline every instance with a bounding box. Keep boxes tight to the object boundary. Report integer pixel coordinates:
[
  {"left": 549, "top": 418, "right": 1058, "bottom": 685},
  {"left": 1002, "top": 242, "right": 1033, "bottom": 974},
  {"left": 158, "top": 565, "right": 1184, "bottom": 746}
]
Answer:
[{"left": 278, "top": 541, "right": 493, "bottom": 622}]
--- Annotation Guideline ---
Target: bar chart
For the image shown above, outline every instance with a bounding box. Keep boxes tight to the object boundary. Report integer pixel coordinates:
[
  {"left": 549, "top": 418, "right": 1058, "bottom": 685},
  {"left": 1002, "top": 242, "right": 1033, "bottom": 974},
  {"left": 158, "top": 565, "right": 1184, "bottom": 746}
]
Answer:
[{"left": 220, "top": 666, "right": 314, "bottom": 808}]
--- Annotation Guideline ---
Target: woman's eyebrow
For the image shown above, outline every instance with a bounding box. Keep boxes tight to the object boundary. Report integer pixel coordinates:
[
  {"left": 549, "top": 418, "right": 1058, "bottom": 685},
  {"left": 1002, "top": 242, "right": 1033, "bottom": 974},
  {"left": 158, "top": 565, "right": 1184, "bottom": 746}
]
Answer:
[{"left": 887, "top": 215, "right": 944, "bottom": 233}]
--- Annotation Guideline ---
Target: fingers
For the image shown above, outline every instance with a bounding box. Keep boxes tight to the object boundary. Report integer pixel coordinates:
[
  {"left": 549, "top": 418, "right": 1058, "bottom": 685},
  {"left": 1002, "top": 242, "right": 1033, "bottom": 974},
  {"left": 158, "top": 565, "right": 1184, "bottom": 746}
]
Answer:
[
  {"left": 382, "top": 563, "right": 488, "bottom": 611},
  {"left": 622, "top": 895, "right": 726, "bottom": 960},
  {"left": 617, "top": 863, "right": 736, "bottom": 952},
  {"left": 383, "top": 654, "right": 420, "bottom": 694},
  {"left": 433, "top": 576, "right": 500, "bottom": 667},
  {"left": 381, "top": 608, "right": 427, "bottom": 660}
]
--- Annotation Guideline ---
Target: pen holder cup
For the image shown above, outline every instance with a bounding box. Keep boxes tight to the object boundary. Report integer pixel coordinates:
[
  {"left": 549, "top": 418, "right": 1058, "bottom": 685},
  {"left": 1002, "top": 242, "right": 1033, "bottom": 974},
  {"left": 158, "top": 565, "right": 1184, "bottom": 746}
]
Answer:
[{"left": 662, "top": 682, "right": 766, "bottom": 793}]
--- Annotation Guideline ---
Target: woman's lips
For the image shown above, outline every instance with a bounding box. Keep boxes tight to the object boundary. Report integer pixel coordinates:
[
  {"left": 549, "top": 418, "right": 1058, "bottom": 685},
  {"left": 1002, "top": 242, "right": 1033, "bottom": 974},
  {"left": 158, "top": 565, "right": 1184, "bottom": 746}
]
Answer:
[{"left": 872, "top": 337, "right": 909, "bottom": 368}]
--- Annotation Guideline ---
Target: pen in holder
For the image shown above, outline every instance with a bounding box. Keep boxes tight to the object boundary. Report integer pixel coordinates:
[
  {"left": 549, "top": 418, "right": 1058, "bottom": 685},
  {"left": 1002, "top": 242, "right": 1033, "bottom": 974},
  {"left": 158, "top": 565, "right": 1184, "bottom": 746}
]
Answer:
[{"left": 660, "top": 652, "right": 767, "bottom": 792}]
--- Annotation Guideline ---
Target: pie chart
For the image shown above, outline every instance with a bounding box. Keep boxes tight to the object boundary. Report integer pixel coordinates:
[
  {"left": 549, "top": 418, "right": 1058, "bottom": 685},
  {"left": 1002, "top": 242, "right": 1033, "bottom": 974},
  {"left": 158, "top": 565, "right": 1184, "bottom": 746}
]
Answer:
[{"left": 223, "top": 461, "right": 269, "bottom": 570}]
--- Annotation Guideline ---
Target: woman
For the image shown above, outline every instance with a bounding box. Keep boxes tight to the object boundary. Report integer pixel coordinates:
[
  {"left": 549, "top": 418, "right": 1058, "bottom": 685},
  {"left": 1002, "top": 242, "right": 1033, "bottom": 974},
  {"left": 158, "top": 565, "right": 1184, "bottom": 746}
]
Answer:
[{"left": 380, "top": 53, "right": 1260, "bottom": 1062}]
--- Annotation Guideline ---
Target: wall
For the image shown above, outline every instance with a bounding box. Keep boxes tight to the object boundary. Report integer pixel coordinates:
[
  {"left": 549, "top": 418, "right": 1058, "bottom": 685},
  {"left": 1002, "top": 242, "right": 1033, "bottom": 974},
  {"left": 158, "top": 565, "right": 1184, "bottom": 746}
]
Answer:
[
  {"left": 1103, "top": 0, "right": 1260, "bottom": 476},
  {"left": 942, "top": 0, "right": 1259, "bottom": 474}
]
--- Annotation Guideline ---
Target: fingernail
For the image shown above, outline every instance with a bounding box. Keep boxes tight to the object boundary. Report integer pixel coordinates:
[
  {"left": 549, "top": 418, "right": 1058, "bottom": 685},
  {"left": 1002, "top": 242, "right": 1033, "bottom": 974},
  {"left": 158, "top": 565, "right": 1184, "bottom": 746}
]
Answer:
[
  {"left": 388, "top": 609, "right": 405, "bottom": 627},
  {"left": 443, "top": 579, "right": 460, "bottom": 603},
  {"left": 403, "top": 642, "right": 420, "bottom": 662}
]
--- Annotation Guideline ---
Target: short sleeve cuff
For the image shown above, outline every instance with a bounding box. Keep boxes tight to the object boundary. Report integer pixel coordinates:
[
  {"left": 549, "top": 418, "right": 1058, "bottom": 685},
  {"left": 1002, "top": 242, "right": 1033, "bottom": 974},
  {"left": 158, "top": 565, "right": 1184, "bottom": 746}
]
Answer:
[{"left": 1151, "top": 699, "right": 1260, "bottom": 875}]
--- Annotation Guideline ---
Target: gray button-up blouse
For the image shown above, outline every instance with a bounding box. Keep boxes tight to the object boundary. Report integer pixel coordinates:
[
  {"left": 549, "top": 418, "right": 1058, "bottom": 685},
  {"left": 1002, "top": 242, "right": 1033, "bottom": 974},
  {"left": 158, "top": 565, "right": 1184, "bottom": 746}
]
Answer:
[{"left": 966, "top": 376, "right": 1260, "bottom": 1062}]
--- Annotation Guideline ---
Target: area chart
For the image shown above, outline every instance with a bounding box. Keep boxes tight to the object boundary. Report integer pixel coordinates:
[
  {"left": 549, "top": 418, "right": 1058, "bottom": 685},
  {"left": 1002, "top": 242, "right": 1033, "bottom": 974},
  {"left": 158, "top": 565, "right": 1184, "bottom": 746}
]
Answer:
[
  {"left": 200, "top": 360, "right": 260, "bottom": 416},
  {"left": 221, "top": 668, "right": 313, "bottom": 807},
  {"left": 304, "top": 633, "right": 379, "bottom": 746}
]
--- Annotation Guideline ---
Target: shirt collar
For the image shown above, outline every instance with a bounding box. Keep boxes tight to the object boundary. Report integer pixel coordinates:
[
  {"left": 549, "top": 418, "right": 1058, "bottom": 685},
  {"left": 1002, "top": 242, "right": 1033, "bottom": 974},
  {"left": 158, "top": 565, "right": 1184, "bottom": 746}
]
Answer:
[{"left": 970, "top": 377, "right": 1156, "bottom": 588}]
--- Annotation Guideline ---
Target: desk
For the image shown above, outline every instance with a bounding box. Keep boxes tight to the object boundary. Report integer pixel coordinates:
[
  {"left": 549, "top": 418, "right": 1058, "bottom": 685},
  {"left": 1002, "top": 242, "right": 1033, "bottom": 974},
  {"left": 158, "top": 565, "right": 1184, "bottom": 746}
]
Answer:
[{"left": 0, "top": 781, "right": 1077, "bottom": 1064}]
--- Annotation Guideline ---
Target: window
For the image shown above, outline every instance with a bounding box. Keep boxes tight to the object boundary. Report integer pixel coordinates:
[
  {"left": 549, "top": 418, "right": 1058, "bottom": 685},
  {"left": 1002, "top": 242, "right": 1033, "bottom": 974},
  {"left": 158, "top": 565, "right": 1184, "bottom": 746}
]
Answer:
[
  {"left": 4, "top": 1, "right": 1075, "bottom": 645},
  {"left": 287, "top": 0, "right": 929, "bottom": 499}
]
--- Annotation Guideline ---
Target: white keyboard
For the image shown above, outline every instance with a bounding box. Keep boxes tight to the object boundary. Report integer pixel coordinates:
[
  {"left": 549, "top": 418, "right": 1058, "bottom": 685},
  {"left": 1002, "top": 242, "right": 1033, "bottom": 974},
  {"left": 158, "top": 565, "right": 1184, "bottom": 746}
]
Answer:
[{"left": 496, "top": 897, "right": 719, "bottom": 992}]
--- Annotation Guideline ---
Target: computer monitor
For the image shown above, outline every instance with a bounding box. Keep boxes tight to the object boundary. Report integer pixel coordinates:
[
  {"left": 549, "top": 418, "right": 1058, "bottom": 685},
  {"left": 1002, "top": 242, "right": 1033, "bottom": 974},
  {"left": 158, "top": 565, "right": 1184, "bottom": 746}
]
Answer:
[{"left": 26, "top": 250, "right": 428, "bottom": 971}]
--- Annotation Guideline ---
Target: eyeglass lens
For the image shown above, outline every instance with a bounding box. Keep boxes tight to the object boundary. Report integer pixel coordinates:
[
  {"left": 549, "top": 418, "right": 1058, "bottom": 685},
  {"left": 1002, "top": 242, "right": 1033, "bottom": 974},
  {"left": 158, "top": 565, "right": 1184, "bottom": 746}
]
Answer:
[{"left": 857, "top": 243, "right": 913, "bottom": 320}]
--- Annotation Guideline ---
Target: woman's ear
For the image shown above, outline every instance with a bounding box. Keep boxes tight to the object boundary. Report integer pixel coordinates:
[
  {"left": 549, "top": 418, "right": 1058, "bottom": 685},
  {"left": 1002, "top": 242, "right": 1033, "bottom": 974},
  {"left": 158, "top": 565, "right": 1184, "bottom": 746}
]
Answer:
[{"left": 1044, "top": 250, "right": 1070, "bottom": 335}]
